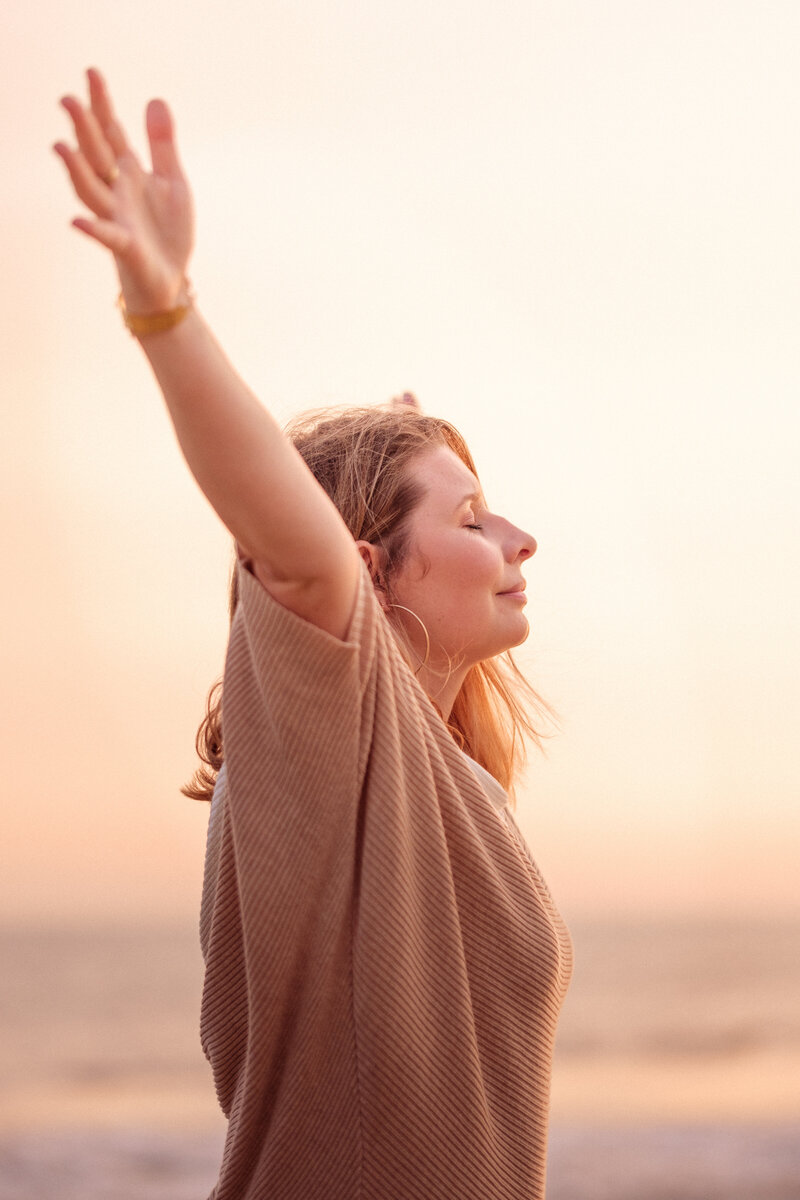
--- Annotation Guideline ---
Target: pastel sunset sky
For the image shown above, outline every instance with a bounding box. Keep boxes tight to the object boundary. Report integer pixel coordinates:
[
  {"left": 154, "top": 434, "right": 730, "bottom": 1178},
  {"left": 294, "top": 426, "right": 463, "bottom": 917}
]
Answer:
[{"left": 3, "top": 0, "right": 798, "bottom": 924}]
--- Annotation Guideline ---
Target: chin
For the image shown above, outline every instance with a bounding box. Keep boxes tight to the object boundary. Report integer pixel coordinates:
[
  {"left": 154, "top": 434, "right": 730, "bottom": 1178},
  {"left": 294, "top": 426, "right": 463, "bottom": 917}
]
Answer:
[
  {"left": 484, "top": 620, "right": 529, "bottom": 661},
  {"left": 505, "top": 617, "right": 530, "bottom": 652}
]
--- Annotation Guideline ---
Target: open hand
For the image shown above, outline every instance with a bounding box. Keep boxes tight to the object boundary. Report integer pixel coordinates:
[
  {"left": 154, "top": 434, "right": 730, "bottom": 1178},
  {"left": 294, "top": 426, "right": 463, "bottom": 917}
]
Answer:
[{"left": 54, "top": 68, "right": 194, "bottom": 314}]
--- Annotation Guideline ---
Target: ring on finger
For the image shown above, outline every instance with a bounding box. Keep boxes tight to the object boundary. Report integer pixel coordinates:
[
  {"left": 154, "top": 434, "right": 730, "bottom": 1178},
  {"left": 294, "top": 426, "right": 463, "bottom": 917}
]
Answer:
[{"left": 101, "top": 164, "right": 120, "bottom": 187}]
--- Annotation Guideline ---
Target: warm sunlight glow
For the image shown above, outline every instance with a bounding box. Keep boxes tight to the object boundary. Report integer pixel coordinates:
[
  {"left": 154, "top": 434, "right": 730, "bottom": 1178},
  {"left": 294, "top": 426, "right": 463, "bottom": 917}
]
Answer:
[{"left": 4, "top": 0, "right": 798, "bottom": 930}]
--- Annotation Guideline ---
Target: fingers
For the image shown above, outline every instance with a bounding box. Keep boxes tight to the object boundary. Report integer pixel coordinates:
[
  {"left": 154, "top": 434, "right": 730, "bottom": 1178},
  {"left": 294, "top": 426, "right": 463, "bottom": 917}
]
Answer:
[
  {"left": 57, "top": 70, "right": 182, "bottom": 190},
  {"left": 392, "top": 391, "right": 422, "bottom": 411},
  {"left": 86, "top": 67, "right": 131, "bottom": 160},
  {"left": 55, "top": 70, "right": 193, "bottom": 279},
  {"left": 71, "top": 215, "right": 132, "bottom": 256},
  {"left": 53, "top": 139, "right": 116, "bottom": 218},
  {"left": 60, "top": 93, "right": 120, "bottom": 188},
  {"left": 87, "top": 70, "right": 178, "bottom": 183},
  {"left": 57, "top": 69, "right": 142, "bottom": 216},
  {"left": 146, "top": 98, "right": 184, "bottom": 181}
]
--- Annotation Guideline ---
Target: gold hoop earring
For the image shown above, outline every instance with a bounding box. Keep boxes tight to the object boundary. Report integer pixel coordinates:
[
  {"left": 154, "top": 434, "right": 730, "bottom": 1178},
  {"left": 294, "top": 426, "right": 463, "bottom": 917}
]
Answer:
[{"left": 385, "top": 603, "right": 431, "bottom": 675}]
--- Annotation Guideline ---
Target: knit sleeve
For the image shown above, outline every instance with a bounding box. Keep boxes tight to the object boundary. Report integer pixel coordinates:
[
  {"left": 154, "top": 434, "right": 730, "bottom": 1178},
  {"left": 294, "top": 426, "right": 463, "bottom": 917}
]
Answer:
[
  {"left": 222, "top": 555, "right": 381, "bottom": 877},
  {"left": 200, "top": 560, "right": 382, "bottom": 1123},
  {"left": 233, "top": 557, "right": 376, "bottom": 729}
]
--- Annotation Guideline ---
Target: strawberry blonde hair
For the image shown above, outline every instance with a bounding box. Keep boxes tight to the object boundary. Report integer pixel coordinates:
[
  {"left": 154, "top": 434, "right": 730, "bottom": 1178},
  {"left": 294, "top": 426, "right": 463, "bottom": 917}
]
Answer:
[{"left": 184, "top": 403, "right": 550, "bottom": 803}]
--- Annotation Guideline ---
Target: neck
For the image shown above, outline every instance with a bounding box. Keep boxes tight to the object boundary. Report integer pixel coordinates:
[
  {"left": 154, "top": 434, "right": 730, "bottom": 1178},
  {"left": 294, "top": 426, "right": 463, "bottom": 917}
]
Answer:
[
  {"left": 384, "top": 606, "right": 469, "bottom": 721},
  {"left": 415, "top": 660, "right": 469, "bottom": 723}
]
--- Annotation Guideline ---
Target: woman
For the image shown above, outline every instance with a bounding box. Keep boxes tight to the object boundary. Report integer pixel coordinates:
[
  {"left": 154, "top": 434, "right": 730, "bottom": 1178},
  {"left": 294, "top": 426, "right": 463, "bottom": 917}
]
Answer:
[{"left": 55, "top": 70, "right": 572, "bottom": 1200}]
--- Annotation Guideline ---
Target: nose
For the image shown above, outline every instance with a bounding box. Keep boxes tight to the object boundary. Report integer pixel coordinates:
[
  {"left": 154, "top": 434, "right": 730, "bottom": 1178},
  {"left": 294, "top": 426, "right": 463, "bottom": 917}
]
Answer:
[{"left": 501, "top": 518, "right": 537, "bottom": 561}]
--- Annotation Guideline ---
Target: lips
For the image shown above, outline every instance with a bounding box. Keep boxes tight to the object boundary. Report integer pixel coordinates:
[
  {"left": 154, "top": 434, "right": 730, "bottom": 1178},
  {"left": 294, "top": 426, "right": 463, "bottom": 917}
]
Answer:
[{"left": 498, "top": 581, "right": 526, "bottom": 596}]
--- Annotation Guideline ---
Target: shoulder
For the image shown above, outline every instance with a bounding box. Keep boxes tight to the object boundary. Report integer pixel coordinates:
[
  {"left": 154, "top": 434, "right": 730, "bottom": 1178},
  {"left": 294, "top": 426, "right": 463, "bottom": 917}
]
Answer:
[
  {"left": 233, "top": 556, "right": 379, "bottom": 684},
  {"left": 248, "top": 550, "right": 362, "bottom": 641}
]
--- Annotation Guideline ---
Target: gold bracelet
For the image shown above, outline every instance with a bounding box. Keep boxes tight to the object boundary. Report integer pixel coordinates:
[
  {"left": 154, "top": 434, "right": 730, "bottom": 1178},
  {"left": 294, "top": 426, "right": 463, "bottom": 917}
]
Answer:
[{"left": 118, "top": 287, "right": 194, "bottom": 338}]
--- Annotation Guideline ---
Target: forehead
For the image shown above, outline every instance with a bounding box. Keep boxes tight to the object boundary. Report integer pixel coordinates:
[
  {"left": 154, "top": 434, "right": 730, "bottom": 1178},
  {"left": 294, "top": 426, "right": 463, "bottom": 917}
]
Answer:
[{"left": 409, "top": 444, "right": 482, "bottom": 506}]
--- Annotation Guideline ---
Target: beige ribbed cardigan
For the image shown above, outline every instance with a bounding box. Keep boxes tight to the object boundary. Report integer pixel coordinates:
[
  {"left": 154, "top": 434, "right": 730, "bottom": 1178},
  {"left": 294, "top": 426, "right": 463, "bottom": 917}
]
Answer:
[{"left": 200, "top": 562, "right": 572, "bottom": 1200}]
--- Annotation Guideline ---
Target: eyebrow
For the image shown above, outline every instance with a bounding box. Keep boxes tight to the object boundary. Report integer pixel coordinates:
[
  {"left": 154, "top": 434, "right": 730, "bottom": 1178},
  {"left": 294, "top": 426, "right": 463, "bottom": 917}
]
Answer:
[{"left": 455, "top": 490, "right": 484, "bottom": 512}]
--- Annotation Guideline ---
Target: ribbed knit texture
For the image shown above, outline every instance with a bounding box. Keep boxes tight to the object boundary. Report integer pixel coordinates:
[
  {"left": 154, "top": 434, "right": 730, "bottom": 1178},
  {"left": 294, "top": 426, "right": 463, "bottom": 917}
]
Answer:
[{"left": 200, "top": 562, "right": 572, "bottom": 1199}]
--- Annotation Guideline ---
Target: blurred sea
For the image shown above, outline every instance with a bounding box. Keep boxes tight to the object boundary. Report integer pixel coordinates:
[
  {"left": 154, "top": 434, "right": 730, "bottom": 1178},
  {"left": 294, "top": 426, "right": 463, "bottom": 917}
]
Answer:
[{"left": 1, "top": 919, "right": 798, "bottom": 1199}]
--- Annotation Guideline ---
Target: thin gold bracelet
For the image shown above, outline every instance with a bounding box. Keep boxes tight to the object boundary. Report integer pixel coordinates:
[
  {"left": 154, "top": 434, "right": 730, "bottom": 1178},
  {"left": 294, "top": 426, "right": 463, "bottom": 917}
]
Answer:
[{"left": 118, "top": 287, "right": 194, "bottom": 338}]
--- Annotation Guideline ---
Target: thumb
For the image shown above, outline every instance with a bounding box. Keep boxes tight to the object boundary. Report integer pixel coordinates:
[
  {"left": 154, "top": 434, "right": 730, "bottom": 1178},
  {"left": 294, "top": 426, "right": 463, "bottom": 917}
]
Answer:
[{"left": 146, "top": 98, "right": 183, "bottom": 180}]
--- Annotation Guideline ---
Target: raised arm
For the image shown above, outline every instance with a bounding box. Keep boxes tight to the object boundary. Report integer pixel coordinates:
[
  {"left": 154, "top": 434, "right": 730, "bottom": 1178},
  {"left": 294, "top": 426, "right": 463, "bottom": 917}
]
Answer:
[{"left": 54, "top": 69, "right": 360, "bottom": 638}]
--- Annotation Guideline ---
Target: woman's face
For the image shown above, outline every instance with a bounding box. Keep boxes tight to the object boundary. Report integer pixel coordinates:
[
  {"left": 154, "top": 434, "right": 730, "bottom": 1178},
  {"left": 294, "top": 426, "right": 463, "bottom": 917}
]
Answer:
[{"left": 388, "top": 444, "right": 536, "bottom": 668}]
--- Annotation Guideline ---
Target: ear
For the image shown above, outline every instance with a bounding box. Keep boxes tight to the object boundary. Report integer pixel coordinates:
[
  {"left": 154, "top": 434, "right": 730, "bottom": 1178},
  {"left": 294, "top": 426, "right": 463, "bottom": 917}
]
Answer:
[{"left": 355, "top": 540, "right": 389, "bottom": 608}]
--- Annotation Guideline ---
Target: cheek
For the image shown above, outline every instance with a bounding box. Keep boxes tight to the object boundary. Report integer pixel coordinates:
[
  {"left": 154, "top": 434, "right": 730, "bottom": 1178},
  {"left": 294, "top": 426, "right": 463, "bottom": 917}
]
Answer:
[
  {"left": 453, "top": 539, "right": 501, "bottom": 586},
  {"left": 395, "top": 534, "right": 499, "bottom": 614},
  {"left": 432, "top": 545, "right": 500, "bottom": 618}
]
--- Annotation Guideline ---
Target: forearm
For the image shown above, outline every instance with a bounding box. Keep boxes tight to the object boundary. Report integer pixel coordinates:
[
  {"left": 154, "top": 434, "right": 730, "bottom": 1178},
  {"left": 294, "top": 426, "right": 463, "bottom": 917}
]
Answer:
[{"left": 138, "top": 306, "right": 356, "bottom": 587}]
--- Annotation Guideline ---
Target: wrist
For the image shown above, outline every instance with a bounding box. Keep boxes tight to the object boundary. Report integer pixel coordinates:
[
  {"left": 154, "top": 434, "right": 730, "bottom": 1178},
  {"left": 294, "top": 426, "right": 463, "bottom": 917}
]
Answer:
[{"left": 118, "top": 280, "right": 195, "bottom": 338}]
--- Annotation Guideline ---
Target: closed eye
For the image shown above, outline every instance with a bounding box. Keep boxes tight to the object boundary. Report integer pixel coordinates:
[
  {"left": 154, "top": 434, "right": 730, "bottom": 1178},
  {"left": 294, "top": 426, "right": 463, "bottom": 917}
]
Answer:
[{"left": 465, "top": 523, "right": 483, "bottom": 531}]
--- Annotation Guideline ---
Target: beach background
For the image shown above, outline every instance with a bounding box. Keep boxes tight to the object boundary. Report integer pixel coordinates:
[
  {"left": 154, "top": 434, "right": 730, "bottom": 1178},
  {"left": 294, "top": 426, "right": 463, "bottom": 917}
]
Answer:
[
  {"left": 1, "top": 918, "right": 798, "bottom": 1198},
  {"left": 3, "top": 0, "right": 799, "bottom": 1195}
]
